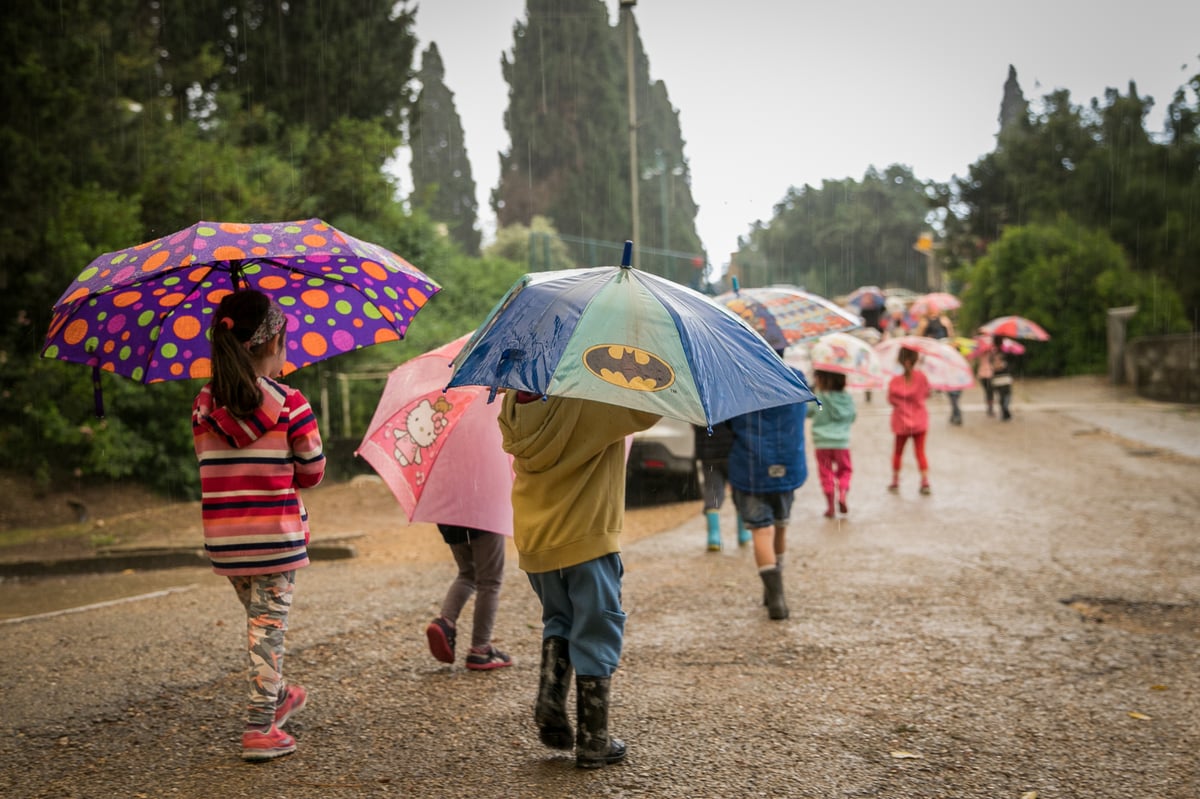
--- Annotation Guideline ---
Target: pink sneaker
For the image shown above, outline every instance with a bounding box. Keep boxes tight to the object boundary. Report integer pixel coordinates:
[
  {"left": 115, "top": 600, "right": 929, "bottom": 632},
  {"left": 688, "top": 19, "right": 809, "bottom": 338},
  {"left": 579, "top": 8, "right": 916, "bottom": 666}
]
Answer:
[
  {"left": 274, "top": 684, "right": 307, "bottom": 728},
  {"left": 465, "top": 644, "right": 512, "bottom": 671},
  {"left": 241, "top": 725, "right": 296, "bottom": 761},
  {"left": 426, "top": 617, "right": 456, "bottom": 664}
]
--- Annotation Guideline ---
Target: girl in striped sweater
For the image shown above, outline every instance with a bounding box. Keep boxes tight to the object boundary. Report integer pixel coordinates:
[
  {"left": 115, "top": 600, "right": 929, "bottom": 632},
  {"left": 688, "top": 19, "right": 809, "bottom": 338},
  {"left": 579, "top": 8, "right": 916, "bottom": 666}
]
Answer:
[{"left": 192, "top": 289, "right": 325, "bottom": 761}]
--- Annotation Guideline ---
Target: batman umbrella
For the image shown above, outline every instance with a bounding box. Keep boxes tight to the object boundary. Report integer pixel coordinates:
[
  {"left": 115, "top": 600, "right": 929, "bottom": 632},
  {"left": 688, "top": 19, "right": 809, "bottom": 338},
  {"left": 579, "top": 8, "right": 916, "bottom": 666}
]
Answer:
[{"left": 447, "top": 242, "right": 815, "bottom": 427}]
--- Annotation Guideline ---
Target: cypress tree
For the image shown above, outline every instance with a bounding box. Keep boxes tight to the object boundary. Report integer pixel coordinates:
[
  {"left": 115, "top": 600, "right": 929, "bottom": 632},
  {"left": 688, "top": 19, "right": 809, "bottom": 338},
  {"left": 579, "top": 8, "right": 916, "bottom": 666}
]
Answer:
[{"left": 410, "top": 43, "right": 481, "bottom": 254}]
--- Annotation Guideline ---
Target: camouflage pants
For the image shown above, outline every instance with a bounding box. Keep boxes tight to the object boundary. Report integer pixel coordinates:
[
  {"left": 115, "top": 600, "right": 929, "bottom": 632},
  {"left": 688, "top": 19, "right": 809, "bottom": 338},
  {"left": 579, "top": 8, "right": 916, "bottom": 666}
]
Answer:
[{"left": 228, "top": 571, "right": 295, "bottom": 728}]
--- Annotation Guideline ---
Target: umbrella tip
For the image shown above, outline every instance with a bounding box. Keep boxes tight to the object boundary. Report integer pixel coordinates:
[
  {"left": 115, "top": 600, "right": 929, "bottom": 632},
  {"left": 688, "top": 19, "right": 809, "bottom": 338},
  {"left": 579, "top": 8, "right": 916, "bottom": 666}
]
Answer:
[
  {"left": 731, "top": 275, "right": 740, "bottom": 294},
  {"left": 621, "top": 241, "right": 632, "bottom": 268}
]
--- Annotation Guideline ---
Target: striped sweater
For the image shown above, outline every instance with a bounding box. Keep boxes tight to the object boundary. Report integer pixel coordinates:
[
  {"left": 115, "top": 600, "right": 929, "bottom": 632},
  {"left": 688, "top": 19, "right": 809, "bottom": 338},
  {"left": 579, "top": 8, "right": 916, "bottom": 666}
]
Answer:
[{"left": 192, "top": 376, "right": 325, "bottom": 576}]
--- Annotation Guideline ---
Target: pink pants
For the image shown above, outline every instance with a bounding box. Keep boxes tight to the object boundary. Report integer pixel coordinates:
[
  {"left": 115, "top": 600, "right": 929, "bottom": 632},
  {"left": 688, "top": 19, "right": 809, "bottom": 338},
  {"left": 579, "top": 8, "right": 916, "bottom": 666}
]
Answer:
[{"left": 815, "top": 448, "right": 853, "bottom": 497}]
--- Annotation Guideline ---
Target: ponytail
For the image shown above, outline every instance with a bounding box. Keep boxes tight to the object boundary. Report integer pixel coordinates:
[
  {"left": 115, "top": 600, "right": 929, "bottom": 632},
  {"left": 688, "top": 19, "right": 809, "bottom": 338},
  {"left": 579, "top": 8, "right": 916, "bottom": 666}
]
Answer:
[{"left": 209, "top": 290, "right": 284, "bottom": 418}]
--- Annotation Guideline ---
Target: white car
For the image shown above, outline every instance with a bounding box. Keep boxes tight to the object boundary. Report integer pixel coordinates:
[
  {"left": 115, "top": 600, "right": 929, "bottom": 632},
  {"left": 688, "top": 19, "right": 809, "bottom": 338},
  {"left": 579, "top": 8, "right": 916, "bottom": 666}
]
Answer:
[{"left": 625, "top": 416, "right": 700, "bottom": 503}]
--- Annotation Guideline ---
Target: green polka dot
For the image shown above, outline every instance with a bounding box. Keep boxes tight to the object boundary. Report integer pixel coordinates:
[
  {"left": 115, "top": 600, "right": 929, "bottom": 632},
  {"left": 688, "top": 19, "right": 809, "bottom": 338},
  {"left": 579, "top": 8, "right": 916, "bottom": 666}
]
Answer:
[
  {"left": 118, "top": 345, "right": 132, "bottom": 361},
  {"left": 163, "top": 275, "right": 180, "bottom": 286},
  {"left": 303, "top": 313, "right": 316, "bottom": 324},
  {"left": 160, "top": 342, "right": 178, "bottom": 358},
  {"left": 77, "top": 266, "right": 100, "bottom": 281},
  {"left": 335, "top": 300, "right": 353, "bottom": 315},
  {"left": 149, "top": 327, "right": 161, "bottom": 342},
  {"left": 84, "top": 336, "right": 100, "bottom": 353},
  {"left": 44, "top": 344, "right": 59, "bottom": 358},
  {"left": 138, "top": 310, "right": 155, "bottom": 326},
  {"left": 362, "top": 305, "right": 383, "bottom": 320},
  {"left": 278, "top": 296, "right": 296, "bottom": 307},
  {"left": 131, "top": 367, "right": 144, "bottom": 381},
  {"left": 197, "top": 226, "right": 217, "bottom": 237},
  {"left": 253, "top": 234, "right": 273, "bottom": 244}
]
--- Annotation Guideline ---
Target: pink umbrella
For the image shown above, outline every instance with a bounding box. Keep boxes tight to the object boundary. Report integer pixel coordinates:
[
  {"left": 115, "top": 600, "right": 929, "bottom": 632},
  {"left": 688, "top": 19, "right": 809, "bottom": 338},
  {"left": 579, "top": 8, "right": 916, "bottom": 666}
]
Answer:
[
  {"left": 909, "top": 292, "right": 961, "bottom": 317},
  {"left": 356, "top": 334, "right": 514, "bottom": 536},
  {"left": 979, "top": 315, "right": 1050, "bottom": 341},
  {"left": 875, "top": 336, "right": 974, "bottom": 391}
]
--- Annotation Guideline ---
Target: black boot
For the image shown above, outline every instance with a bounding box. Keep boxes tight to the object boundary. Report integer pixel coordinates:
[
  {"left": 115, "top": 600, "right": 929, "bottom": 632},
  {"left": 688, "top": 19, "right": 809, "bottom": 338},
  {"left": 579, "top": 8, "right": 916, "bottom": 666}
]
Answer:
[
  {"left": 760, "top": 567, "right": 789, "bottom": 620},
  {"left": 534, "top": 636, "right": 574, "bottom": 750},
  {"left": 575, "top": 675, "right": 626, "bottom": 769}
]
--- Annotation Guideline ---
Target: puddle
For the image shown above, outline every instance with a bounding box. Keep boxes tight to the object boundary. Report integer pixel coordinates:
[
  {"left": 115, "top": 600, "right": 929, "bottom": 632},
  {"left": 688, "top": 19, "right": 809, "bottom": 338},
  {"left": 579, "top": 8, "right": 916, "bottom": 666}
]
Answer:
[{"left": 1061, "top": 596, "right": 1200, "bottom": 637}]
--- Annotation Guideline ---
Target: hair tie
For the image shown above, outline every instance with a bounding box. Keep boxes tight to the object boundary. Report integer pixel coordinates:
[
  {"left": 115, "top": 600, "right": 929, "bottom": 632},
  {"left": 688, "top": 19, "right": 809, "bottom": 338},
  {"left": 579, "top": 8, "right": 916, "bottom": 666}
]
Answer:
[{"left": 219, "top": 317, "right": 234, "bottom": 330}]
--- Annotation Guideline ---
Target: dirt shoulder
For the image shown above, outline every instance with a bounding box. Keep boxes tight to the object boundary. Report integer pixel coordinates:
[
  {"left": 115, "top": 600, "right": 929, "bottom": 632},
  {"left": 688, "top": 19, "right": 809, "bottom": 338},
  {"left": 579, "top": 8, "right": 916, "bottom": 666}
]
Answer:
[{"left": 0, "top": 472, "right": 700, "bottom": 566}]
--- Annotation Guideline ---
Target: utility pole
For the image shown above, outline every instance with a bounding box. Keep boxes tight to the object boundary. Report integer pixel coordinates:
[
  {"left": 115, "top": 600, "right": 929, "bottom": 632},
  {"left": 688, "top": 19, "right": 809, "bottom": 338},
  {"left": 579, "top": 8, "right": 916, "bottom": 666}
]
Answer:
[{"left": 620, "top": 0, "right": 639, "bottom": 269}]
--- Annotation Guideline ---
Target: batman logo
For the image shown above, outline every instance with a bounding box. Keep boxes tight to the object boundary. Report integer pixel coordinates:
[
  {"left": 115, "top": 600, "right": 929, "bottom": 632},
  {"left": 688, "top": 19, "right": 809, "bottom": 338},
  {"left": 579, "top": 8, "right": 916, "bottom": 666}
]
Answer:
[{"left": 583, "top": 345, "right": 675, "bottom": 392}]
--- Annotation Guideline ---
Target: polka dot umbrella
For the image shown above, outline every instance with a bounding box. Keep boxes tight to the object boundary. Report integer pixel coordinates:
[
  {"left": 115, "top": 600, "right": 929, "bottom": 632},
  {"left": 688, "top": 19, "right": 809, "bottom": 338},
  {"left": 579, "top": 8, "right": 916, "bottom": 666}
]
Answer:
[{"left": 42, "top": 219, "right": 440, "bottom": 407}]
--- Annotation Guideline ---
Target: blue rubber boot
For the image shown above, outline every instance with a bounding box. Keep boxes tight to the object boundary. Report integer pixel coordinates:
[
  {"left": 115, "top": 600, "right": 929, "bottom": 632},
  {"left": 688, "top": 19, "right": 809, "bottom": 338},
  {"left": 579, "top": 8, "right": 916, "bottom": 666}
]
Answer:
[
  {"left": 705, "top": 510, "right": 722, "bottom": 551},
  {"left": 736, "top": 513, "right": 751, "bottom": 547}
]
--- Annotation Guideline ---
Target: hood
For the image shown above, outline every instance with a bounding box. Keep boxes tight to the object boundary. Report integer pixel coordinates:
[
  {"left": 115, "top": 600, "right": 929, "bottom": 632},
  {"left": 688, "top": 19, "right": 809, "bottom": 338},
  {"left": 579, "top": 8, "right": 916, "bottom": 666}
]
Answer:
[
  {"left": 196, "top": 377, "right": 286, "bottom": 448},
  {"left": 499, "top": 392, "right": 586, "bottom": 474},
  {"left": 814, "top": 390, "right": 855, "bottom": 422}
]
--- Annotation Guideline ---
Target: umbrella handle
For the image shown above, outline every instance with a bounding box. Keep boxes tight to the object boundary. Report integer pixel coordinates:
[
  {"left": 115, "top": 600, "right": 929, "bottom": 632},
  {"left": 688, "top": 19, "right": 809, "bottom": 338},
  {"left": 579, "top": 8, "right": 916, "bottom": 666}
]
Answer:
[{"left": 92, "top": 363, "right": 105, "bottom": 418}]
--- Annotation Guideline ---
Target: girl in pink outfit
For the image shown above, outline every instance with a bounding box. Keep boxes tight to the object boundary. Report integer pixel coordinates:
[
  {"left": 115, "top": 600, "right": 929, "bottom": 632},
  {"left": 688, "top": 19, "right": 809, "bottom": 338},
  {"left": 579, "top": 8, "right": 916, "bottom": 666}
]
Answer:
[{"left": 886, "top": 347, "right": 931, "bottom": 494}]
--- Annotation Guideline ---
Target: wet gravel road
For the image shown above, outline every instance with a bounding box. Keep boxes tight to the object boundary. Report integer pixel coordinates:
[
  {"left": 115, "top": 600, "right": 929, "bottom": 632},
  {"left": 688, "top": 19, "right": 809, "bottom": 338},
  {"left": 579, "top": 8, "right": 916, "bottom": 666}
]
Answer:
[{"left": 1, "top": 377, "right": 1197, "bottom": 798}]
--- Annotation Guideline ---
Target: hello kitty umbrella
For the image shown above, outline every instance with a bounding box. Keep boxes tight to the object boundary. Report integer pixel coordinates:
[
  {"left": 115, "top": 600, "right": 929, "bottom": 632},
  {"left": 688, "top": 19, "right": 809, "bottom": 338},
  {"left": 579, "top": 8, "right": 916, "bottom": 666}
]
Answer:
[{"left": 356, "top": 333, "right": 515, "bottom": 536}]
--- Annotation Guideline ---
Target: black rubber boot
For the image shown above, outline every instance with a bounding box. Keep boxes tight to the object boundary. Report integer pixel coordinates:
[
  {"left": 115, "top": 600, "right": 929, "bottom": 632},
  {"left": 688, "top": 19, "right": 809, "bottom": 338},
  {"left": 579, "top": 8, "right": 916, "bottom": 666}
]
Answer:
[
  {"left": 760, "top": 567, "right": 789, "bottom": 620},
  {"left": 575, "top": 675, "right": 627, "bottom": 769},
  {"left": 534, "top": 636, "right": 574, "bottom": 750}
]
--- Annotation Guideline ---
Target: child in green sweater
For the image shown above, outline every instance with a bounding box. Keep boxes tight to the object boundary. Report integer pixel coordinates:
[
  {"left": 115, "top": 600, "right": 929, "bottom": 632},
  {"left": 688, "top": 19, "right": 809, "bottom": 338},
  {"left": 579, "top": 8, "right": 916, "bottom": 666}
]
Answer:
[{"left": 806, "top": 370, "right": 858, "bottom": 517}]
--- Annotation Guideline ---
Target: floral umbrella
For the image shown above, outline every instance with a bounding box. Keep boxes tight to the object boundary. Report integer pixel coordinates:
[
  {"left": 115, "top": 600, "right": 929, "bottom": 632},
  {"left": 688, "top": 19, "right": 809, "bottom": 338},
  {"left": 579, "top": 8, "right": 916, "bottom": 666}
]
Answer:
[
  {"left": 715, "top": 281, "right": 862, "bottom": 350},
  {"left": 42, "top": 219, "right": 439, "bottom": 393},
  {"left": 876, "top": 336, "right": 974, "bottom": 391},
  {"left": 808, "top": 332, "right": 885, "bottom": 390}
]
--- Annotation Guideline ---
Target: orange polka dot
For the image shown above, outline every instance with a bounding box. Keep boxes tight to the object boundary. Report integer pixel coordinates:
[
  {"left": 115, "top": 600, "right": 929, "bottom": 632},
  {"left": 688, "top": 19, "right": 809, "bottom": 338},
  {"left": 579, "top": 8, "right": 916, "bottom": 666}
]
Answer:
[
  {"left": 187, "top": 266, "right": 211, "bottom": 283},
  {"left": 173, "top": 315, "right": 202, "bottom": 340},
  {"left": 207, "top": 288, "right": 231, "bottom": 304},
  {"left": 169, "top": 363, "right": 185, "bottom": 377},
  {"left": 141, "top": 250, "right": 170, "bottom": 273},
  {"left": 113, "top": 291, "right": 142, "bottom": 308},
  {"left": 61, "top": 287, "right": 89, "bottom": 306},
  {"left": 219, "top": 223, "right": 251, "bottom": 234},
  {"left": 103, "top": 341, "right": 116, "bottom": 354},
  {"left": 159, "top": 293, "right": 186, "bottom": 308},
  {"left": 259, "top": 275, "right": 288, "bottom": 291},
  {"left": 379, "top": 306, "right": 396, "bottom": 323},
  {"left": 303, "top": 234, "right": 328, "bottom": 248},
  {"left": 301, "top": 331, "right": 328, "bottom": 357},
  {"left": 362, "top": 261, "right": 387, "bottom": 281},
  {"left": 374, "top": 329, "right": 400, "bottom": 344},
  {"left": 212, "top": 245, "right": 246, "bottom": 261},
  {"left": 101, "top": 363, "right": 116, "bottom": 373},
  {"left": 63, "top": 319, "right": 89, "bottom": 346},
  {"left": 300, "top": 289, "right": 329, "bottom": 308},
  {"left": 407, "top": 287, "right": 431, "bottom": 307},
  {"left": 251, "top": 246, "right": 267, "bottom": 256},
  {"left": 353, "top": 318, "right": 364, "bottom": 328},
  {"left": 189, "top": 358, "right": 212, "bottom": 379}
]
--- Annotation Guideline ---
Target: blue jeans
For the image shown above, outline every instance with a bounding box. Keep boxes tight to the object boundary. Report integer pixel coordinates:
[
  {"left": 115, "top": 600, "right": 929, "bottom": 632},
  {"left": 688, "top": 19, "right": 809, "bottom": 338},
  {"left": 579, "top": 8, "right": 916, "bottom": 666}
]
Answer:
[{"left": 526, "top": 554, "right": 625, "bottom": 677}]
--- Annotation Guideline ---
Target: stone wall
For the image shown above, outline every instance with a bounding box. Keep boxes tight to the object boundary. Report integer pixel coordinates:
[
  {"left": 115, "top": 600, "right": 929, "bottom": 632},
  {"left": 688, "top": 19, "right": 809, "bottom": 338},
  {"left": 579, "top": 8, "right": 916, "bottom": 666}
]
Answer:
[{"left": 1125, "top": 334, "right": 1200, "bottom": 404}]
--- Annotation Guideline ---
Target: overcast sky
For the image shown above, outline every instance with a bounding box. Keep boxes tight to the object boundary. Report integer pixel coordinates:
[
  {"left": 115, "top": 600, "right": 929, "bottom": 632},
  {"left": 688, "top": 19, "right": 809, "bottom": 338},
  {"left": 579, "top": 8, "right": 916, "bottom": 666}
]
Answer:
[{"left": 403, "top": 0, "right": 1200, "bottom": 270}]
